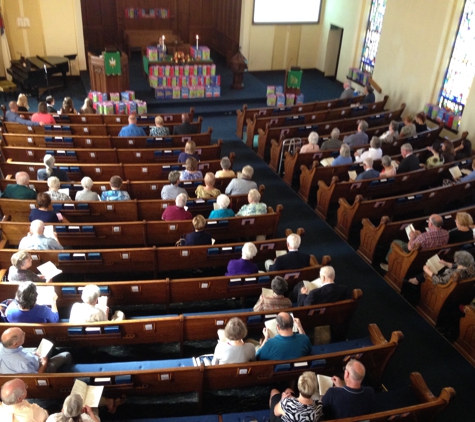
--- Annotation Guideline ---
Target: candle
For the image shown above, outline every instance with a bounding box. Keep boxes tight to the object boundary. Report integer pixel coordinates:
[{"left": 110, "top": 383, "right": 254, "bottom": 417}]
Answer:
[
  {"left": 162, "top": 35, "right": 165, "bottom": 47},
  {"left": 196, "top": 35, "right": 199, "bottom": 50}
]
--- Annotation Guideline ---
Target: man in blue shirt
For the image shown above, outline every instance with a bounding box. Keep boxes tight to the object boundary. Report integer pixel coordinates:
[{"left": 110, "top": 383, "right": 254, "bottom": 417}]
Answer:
[
  {"left": 343, "top": 120, "right": 369, "bottom": 148},
  {"left": 5, "top": 101, "right": 43, "bottom": 127},
  {"left": 456, "top": 160, "right": 475, "bottom": 183},
  {"left": 355, "top": 157, "right": 380, "bottom": 180},
  {"left": 118, "top": 115, "right": 146, "bottom": 137},
  {"left": 256, "top": 312, "right": 312, "bottom": 361}
]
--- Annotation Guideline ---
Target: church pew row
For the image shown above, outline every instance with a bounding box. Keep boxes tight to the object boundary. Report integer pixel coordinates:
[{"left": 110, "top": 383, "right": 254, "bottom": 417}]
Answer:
[
  {"left": 0, "top": 291, "right": 361, "bottom": 350},
  {"left": 0, "top": 235, "right": 291, "bottom": 276},
  {"left": 0, "top": 255, "right": 327, "bottom": 311},
  {"left": 245, "top": 97, "right": 389, "bottom": 145},
  {"left": 256, "top": 104, "right": 406, "bottom": 160},
  {"left": 0, "top": 176, "right": 234, "bottom": 201},
  {"left": 334, "top": 181, "right": 475, "bottom": 241},
  {"left": 0, "top": 156, "right": 231, "bottom": 182},
  {"left": 357, "top": 205, "right": 475, "bottom": 264},
  {"left": 1, "top": 128, "right": 214, "bottom": 149},
  {"left": 0, "top": 324, "right": 401, "bottom": 404},
  {"left": 0, "top": 206, "right": 282, "bottom": 247},
  {"left": 235, "top": 95, "right": 365, "bottom": 138},
  {"left": 0, "top": 140, "right": 223, "bottom": 164},
  {"left": 0, "top": 188, "right": 258, "bottom": 222},
  {"left": 384, "top": 239, "right": 475, "bottom": 293},
  {"left": 454, "top": 305, "right": 475, "bottom": 366},
  {"left": 2, "top": 118, "right": 203, "bottom": 136}
]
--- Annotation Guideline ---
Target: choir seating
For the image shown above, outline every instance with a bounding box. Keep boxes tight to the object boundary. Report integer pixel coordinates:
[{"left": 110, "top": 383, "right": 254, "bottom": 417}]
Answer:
[
  {"left": 0, "top": 324, "right": 401, "bottom": 406},
  {"left": 235, "top": 95, "right": 365, "bottom": 138},
  {"left": 454, "top": 305, "right": 475, "bottom": 366},
  {"left": 0, "top": 206, "right": 283, "bottom": 247},
  {"left": 0, "top": 255, "right": 327, "bottom": 311}
]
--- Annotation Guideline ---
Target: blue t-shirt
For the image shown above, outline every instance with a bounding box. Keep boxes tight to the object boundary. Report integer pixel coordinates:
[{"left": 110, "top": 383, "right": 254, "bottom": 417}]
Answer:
[
  {"left": 209, "top": 209, "right": 235, "bottom": 219},
  {"left": 118, "top": 124, "right": 146, "bottom": 137},
  {"left": 101, "top": 190, "right": 131, "bottom": 201},
  {"left": 256, "top": 333, "right": 312, "bottom": 361},
  {"left": 331, "top": 156, "right": 353, "bottom": 166},
  {"left": 6, "top": 302, "right": 59, "bottom": 323}
]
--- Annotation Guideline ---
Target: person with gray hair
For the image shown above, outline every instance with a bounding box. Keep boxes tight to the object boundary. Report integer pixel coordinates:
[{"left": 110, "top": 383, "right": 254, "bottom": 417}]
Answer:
[
  {"left": 339, "top": 80, "right": 354, "bottom": 99},
  {"left": 354, "top": 136, "right": 382, "bottom": 163},
  {"left": 215, "top": 156, "right": 236, "bottom": 178},
  {"left": 1, "top": 171, "right": 37, "bottom": 199},
  {"left": 331, "top": 143, "right": 353, "bottom": 166},
  {"left": 37, "top": 154, "right": 69, "bottom": 182},
  {"left": 355, "top": 157, "right": 380, "bottom": 180},
  {"left": 46, "top": 176, "right": 72, "bottom": 201},
  {"left": 266, "top": 233, "right": 310, "bottom": 272},
  {"left": 253, "top": 276, "right": 292, "bottom": 311},
  {"left": 225, "top": 165, "right": 258, "bottom": 195},
  {"left": 300, "top": 131, "right": 320, "bottom": 153},
  {"left": 69, "top": 284, "right": 109, "bottom": 323},
  {"left": 75, "top": 177, "right": 101, "bottom": 201},
  {"left": 322, "top": 359, "right": 376, "bottom": 419},
  {"left": 0, "top": 378, "right": 48, "bottom": 421},
  {"left": 343, "top": 120, "right": 369, "bottom": 148},
  {"left": 321, "top": 127, "right": 343, "bottom": 150},
  {"left": 226, "top": 242, "right": 258, "bottom": 275},
  {"left": 208, "top": 194, "right": 235, "bottom": 219},
  {"left": 397, "top": 142, "right": 420, "bottom": 174},
  {"left": 46, "top": 393, "right": 100, "bottom": 422},
  {"left": 18, "top": 219, "right": 64, "bottom": 250},
  {"left": 380, "top": 120, "right": 400, "bottom": 144},
  {"left": 161, "top": 170, "right": 188, "bottom": 200},
  {"left": 236, "top": 188, "right": 266, "bottom": 216},
  {"left": 8, "top": 250, "right": 49, "bottom": 283},
  {"left": 161, "top": 193, "right": 192, "bottom": 221},
  {"left": 380, "top": 155, "right": 396, "bottom": 178}
]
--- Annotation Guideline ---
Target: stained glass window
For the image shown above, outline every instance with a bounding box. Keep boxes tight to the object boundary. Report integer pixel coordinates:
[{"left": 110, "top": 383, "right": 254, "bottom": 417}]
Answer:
[
  {"left": 360, "top": 0, "right": 387, "bottom": 74},
  {"left": 438, "top": 0, "right": 475, "bottom": 115}
]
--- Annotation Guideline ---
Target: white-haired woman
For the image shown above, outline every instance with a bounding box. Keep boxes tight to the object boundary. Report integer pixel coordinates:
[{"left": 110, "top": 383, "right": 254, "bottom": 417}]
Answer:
[
  {"left": 209, "top": 194, "right": 235, "bottom": 219},
  {"left": 69, "top": 284, "right": 109, "bottom": 324},
  {"left": 37, "top": 154, "right": 69, "bottom": 181},
  {"left": 46, "top": 176, "right": 72, "bottom": 201},
  {"left": 215, "top": 156, "right": 236, "bottom": 178},
  {"left": 226, "top": 242, "right": 258, "bottom": 275},
  {"left": 300, "top": 131, "right": 320, "bottom": 153},
  {"left": 236, "top": 189, "right": 266, "bottom": 216},
  {"left": 195, "top": 172, "right": 221, "bottom": 199},
  {"left": 75, "top": 177, "right": 101, "bottom": 201}
]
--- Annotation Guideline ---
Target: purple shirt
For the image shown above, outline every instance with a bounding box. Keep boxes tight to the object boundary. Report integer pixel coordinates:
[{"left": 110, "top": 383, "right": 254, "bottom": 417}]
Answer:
[
  {"left": 226, "top": 258, "right": 258, "bottom": 276},
  {"left": 162, "top": 205, "right": 192, "bottom": 221}
]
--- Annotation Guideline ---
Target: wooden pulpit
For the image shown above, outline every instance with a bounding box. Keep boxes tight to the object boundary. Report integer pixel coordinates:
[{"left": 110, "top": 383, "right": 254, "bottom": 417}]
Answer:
[{"left": 88, "top": 52, "right": 130, "bottom": 93}]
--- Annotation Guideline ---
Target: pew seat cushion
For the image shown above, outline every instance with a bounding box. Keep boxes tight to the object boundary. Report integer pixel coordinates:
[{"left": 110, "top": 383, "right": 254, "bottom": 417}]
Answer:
[
  {"left": 69, "top": 357, "right": 194, "bottom": 373},
  {"left": 311, "top": 337, "right": 373, "bottom": 355}
]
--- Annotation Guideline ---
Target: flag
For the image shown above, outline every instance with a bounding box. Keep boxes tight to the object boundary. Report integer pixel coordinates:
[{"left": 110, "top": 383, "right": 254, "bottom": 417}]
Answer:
[{"left": 104, "top": 51, "right": 121, "bottom": 76}]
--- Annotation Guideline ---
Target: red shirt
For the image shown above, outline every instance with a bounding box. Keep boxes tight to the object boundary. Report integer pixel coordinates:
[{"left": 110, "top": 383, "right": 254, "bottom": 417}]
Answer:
[
  {"left": 31, "top": 113, "right": 56, "bottom": 124},
  {"left": 162, "top": 205, "right": 192, "bottom": 221}
]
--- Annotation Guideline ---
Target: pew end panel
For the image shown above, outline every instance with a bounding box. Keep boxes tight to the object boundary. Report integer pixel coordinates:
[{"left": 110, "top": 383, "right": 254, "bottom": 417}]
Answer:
[
  {"left": 454, "top": 305, "right": 475, "bottom": 366},
  {"left": 357, "top": 216, "right": 391, "bottom": 264}
]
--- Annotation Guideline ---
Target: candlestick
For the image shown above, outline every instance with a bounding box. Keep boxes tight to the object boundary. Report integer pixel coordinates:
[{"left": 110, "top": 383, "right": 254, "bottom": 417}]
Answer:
[
  {"left": 162, "top": 35, "right": 165, "bottom": 48},
  {"left": 196, "top": 35, "right": 199, "bottom": 50}
]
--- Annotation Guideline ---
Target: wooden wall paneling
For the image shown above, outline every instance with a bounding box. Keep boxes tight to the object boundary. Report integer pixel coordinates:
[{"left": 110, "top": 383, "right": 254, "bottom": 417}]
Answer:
[
  {"left": 176, "top": 0, "right": 190, "bottom": 43},
  {"left": 81, "top": 0, "right": 119, "bottom": 54}
]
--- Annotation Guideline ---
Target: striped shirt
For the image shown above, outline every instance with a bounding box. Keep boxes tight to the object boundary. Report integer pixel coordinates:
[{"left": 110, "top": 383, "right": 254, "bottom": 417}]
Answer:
[{"left": 281, "top": 397, "right": 323, "bottom": 422}]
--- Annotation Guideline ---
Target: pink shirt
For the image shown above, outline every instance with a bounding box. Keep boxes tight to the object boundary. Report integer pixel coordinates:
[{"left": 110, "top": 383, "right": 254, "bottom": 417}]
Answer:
[
  {"left": 300, "top": 143, "right": 320, "bottom": 153},
  {"left": 31, "top": 113, "right": 56, "bottom": 124}
]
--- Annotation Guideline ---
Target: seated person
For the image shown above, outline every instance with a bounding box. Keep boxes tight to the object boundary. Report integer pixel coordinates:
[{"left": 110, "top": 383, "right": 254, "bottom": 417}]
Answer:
[
  {"left": 425, "top": 142, "right": 444, "bottom": 169},
  {"left": 226, "top": 242, "right": 258, "bottom": 276},
  {"left": 215, "top": 156, "right": 236, "bottom": 178},
  {"left": 256, "top": 312, "right": 311, "bottom": 361},
  {"left": 455, "top": 138, "right": 472, "bottom": 160},
  {"left": 185, "top": 215, "right": 213, "bottom": 246},
  {"left": 236, "top": 189, "right": 267, "bottom": 216},
  {"left": 355, "top": 157, "right": 380, "bottom": 180},
  {"left": 379, "top": 155, "right": 396, "bottom": 178},
  {"left": 29, "top": 192, "right": 60, "bottom": 223},
  {"left": 18, "top": 220, "right": 64, "bottom": 250},
  {"left": 5, "top": 101, "right": 42, "bottom": 126},
  {"left": 265, "top": 233, "right": 310, "bottom": 272},
  {"left": 79, "top": 97, "right": 96, "bottom": 114},
  {"left": 69, "top": 284, "right": 109, "bottom": 323},
  {"left": 441, "top": 139, "right": 455, "bottom": 163},
  {"left": 320, "top": 127, "right": 342, "bottom": 151},
  {"left": 343, "top": 120, "right": 368, "bottom": 148},
  {"left": 118, "top": 114, "right": 146, "bottom": 137},
  {"left": 17, "top": 93, "right": 29, "bottom": 112},
  {"left": 299, "top": 131, "right": 320, "bottom": 153},
  {"left": 162, "top": 193, "right": 193, "bottom": 221},
  {"left": 400, "top": 114, "right": 417, "bottom": 138},
  {"left": 331, "top": 144, "right": 353, "bottom": 166},
  {"left": 31, "top": 101, "right": 55, "bottom": 125},
  {"left": 178, "top": 140, "right": 200, "bottom": 163},
  {"left": 225, "top": 165, "right": 257, "bottom": 195},
  {"left": 150, "top": 115, "right": 170, "bottom": 136},
  {"left": 354, "top": 136, "right": 382, "bottom": 163},
  {"left": 47, "top": 394, "right": 100, "bottom": 422},
  {"left": 379, "top": 120, "right": 400, "bottom": 144},
  {"left": 1, "top": 171, "right": 37, "bottom": 200},
  {"left": 180, "top": 157, "right": 203, "bottom": 181},
  {"left": 75, "top": 176, "right": 101, "bottom": 201},
  {"left": 339, "top": 80, "right": 354, "bottom": 99},
  {"left": 269, "top": 372, "right": 323, "bottom": 422},
  {"left": 195, "top": 172, "right": 221, "bottom": 199},
  {"left": 46, "top": 176, "right": 71, "bottom": 201},
  {"left": 253, "top": 276, "right": 292, "bottom": 312},
  {"left": 0, "top": 327, "right": 72, "bottom": 373},
  {"left": 59, "top": 97, "right": 78, "bottom": 114},
  {"left": 101, "top": 176, "right": 131, "bottom": 201},
  {"left": 414, "top": 111, "right": 428, "bottom": 133},
  {"left": 212, "top": 317, "right": 256, "bottom": 365},
  {"left": 161, "top": 170, "right": 188, "bottom": 200},
  {"left": 209, "top": 194, "right": 235, "bottom": 219},
  {"left": 397, "top": 143, "right": 420, "bottom": 174},
  {"left": 8, "top": 250, "right": 50, "bottom": 283},
  {"left": 173, "top": 113, "right": 198, "bottom": 135},
  {"left": 454, "top": 159, "right": 475, "bottom": 183},
  {"left": 322, "top": 359, "right": 376, "bottom": 419},
  {"left": 448, "top": 212, "right": 474, "bottom": 243},
  {"left": 46, "top": 95, "right": 57, "bottom": 113},
  {"left": 360, "top": 84, "right": 375, "bottom": 104},
  {"left": 0, "top": 378, "right": 48, "bottom": 421},
  {"left": 6, "top": 282, "right": 59, "bottom": 323},
  {"left": 37, "top": 154, "right": 69, "bottom": 182}
]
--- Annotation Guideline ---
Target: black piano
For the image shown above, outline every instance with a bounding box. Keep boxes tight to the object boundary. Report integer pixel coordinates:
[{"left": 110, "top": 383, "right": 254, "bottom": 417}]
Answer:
[{"left": 7, "top": 55, "right": 69, "bottom": 99}]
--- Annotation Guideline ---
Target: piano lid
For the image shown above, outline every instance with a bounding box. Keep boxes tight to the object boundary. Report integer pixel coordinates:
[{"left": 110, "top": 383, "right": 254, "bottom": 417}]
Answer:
[{"left": 27, "top": 56, "right": 69, "bottom": 69}]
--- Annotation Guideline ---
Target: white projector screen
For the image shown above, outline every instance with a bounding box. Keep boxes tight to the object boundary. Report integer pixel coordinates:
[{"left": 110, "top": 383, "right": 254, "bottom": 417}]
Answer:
[{"left": 253, "top": 0, "right": 322, "bottom": 24}]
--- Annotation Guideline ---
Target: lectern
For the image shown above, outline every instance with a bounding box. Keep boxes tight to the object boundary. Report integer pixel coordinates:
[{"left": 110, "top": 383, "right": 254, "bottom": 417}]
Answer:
[{"left": 88, "top": 52, "right": 130, "bottom": 93}]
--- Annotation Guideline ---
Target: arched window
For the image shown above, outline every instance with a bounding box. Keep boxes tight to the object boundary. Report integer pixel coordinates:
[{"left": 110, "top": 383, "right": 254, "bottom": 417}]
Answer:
[
  {"left": 438, "top": 0, "right": 475, "bottom": 115},
  {"left": 360, "top": 0, "right": 387, "bottom": 74}
]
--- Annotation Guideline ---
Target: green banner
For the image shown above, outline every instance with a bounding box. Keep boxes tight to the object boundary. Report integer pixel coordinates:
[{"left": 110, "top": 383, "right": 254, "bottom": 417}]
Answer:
[
  {"left": 287, "top": 70, "right": 302, "bottom": 89},
  {"left": 104, "top": 51, "right": 121, "bottom": 76}
]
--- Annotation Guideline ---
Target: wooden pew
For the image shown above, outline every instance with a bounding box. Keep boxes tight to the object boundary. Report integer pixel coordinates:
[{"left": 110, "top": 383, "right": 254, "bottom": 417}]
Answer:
[
  {"left": 454, "top": 305, "right": 475, "bottom": 366},
  {"left": 417, "top": 274, "right": 475, "bottom": 326},
  {"left": 105, "top": 119, "right": 202, "bottom": 137},
  {"left": 236, "top": 95, "right": 365, "bottom": 139},
  {"left": 0, "top": 206, "right": 283, "bottom": 247}
]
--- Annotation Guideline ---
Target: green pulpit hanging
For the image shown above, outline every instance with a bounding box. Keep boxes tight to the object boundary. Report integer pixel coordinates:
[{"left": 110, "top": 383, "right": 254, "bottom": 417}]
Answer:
[
  {"left": 287, "top": 69, "right": 302, "bottom": 89},
  {"left": 104, "top": 52, "right": 121, "bottom": 76}
]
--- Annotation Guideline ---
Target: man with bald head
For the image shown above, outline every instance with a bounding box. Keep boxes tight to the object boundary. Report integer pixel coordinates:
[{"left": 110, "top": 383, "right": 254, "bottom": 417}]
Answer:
[
  {"left": 0, "top": 327, "right": 72, "bottom": 374},
  {"left": 322, "top": 359, "right": 376, "bottom": 419},
  {"left": 18, "top": 220, "right": 64, "bottom": 250},
  {"left": 118, "top": 114, "right": 146, "bottom": 137},
  {"left": 173, "top": 113, "right": 198, "bottom": 135},
  {"left": 0, "top": 378, "right": 48, "bottom": 421},
  {"left": 5, "top": 101, "right": 43, "bottom": 126},
  {"left": 1, "top": 172, "right": 37, "bottom": 199},
  {"left": 256, "top": 312, "right": 312, "bottom": 361}
]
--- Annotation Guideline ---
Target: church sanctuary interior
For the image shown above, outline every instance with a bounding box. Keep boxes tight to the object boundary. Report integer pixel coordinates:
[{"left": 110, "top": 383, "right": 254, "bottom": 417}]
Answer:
[{"left": 0, "top": 0, "right": 475, "bottom": 421}]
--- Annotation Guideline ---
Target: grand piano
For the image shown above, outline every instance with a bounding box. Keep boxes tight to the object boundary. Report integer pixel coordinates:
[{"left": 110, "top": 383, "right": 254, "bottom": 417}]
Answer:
[{"left": 7, "top": 55, "right": 69, "bottom": 98}]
